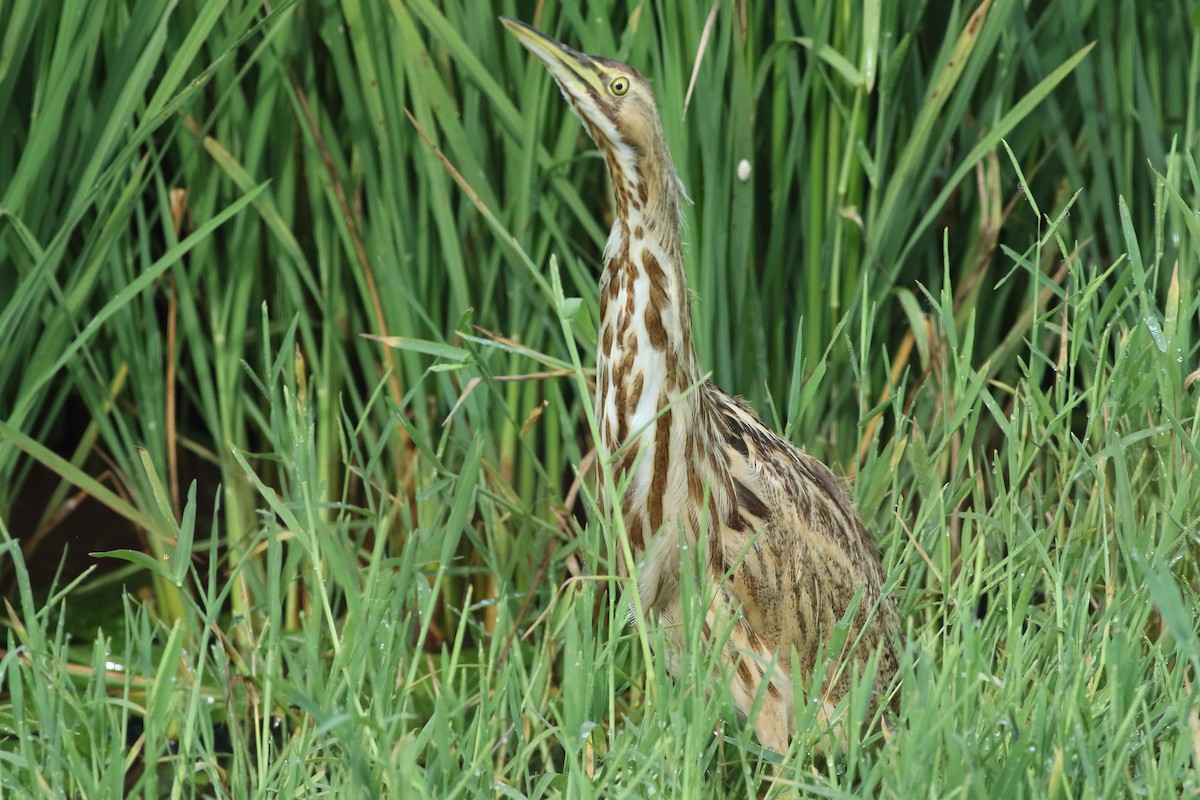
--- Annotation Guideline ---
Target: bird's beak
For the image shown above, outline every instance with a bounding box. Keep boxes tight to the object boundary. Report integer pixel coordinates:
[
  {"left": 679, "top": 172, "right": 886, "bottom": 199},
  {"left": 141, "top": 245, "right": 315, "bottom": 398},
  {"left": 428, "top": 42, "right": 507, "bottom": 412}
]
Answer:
[{"left": 499, "top": 17, "right": 602, "bottom": 97}]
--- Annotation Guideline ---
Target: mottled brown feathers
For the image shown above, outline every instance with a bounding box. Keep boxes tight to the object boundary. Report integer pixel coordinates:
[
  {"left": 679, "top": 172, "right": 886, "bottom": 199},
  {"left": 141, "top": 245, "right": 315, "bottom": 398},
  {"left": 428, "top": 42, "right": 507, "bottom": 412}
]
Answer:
[{"left": 504, "top": 17, "right": 901, "bottom": 755}]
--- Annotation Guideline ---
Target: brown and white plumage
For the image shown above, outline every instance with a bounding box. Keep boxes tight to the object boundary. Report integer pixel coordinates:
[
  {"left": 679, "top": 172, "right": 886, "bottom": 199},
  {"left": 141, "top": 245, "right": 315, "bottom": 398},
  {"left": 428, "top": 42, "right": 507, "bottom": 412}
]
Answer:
[{"left": 502, "top": 17, "right": 900, "bottom": 753}]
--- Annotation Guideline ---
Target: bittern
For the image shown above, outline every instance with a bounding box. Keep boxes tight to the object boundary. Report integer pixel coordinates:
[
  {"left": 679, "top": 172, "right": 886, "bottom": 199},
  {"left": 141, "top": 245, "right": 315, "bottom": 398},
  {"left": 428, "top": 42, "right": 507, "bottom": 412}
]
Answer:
[{"left": 502, "top": 17, "right": 901, "bottom": 753}]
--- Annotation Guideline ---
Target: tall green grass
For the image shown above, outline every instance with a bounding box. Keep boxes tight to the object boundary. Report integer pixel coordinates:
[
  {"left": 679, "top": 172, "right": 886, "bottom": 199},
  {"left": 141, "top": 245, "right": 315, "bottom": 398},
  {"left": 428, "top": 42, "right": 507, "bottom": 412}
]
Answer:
[{"left": 0, "top": 0, "right": 1196, "bottom": 796}]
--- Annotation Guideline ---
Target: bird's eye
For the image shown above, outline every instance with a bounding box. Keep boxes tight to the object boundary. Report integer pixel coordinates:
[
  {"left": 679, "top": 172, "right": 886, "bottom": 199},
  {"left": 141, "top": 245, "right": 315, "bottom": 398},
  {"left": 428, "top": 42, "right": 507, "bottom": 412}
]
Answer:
[{"left": 609, "top": 77, "right": 630, "bottom": 96}]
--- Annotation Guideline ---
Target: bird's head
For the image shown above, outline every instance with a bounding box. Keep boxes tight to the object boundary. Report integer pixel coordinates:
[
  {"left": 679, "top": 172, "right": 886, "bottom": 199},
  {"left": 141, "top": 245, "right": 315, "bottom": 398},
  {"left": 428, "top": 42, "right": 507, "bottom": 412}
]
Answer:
[{"left": 501, "top": 17, "right": 664, "bottom": 162}]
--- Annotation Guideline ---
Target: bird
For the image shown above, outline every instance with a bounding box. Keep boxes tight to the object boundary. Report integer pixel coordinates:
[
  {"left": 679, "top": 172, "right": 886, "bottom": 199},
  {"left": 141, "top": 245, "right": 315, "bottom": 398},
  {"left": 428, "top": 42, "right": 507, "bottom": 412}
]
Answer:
[{"left": 501, "top": 17, "right": 901, "bottom": 753}]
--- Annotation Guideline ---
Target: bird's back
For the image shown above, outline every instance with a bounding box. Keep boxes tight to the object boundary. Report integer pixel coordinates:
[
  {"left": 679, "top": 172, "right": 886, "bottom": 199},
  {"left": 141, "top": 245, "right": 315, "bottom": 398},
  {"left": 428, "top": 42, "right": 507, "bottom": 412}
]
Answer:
[{"left": 650, "top": 385, "right": 899, "bottom": 752}]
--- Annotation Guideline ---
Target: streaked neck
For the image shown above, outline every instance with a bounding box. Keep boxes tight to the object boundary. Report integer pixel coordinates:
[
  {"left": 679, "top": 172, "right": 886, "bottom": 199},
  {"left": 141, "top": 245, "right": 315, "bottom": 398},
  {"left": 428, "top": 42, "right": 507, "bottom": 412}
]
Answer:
[{"left": 596, "top": 134, "right": 701, "bottom": 415}]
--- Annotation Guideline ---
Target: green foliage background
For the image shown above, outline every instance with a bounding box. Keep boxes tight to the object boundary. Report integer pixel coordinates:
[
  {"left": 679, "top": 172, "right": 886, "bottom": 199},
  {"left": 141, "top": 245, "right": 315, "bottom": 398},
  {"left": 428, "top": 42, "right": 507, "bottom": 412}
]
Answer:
[{"left": 0, "top": 0, "right": 1197, "bottom": 796}]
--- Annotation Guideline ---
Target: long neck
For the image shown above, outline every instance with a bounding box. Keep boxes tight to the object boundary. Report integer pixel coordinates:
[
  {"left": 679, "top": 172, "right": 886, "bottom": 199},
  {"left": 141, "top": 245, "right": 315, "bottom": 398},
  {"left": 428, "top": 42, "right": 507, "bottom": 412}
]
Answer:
[
  {"left": 594, "top": 132, "right": 731, "bottom": 563},
  {"left": 595, "top": 134, "right": 703, "bottom": 452}
]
